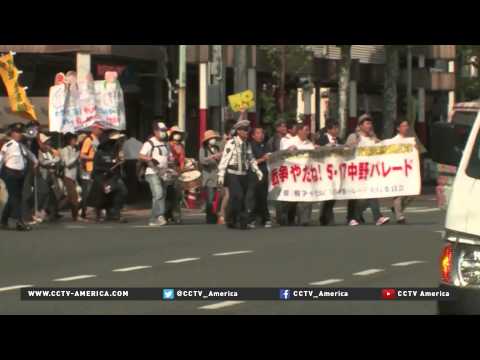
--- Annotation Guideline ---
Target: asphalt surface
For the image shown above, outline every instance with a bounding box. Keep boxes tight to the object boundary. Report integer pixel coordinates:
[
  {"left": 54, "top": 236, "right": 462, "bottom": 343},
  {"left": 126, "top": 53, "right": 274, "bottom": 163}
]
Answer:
[{"left": 0, "top": 196, "right": 445, "bottom": 315}]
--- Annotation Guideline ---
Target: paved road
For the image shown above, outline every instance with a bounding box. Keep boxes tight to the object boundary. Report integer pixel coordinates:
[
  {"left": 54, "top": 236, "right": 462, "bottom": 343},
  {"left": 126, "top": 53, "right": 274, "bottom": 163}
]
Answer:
[{"left": 0, "top": 197, "right": 445, "bottom": 315}]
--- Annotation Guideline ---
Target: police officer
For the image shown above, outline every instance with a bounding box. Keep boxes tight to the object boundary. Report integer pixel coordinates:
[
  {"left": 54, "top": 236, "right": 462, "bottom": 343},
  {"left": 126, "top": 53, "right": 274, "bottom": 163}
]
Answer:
[
  {"left": 0, "top": 123, "right": 38, "bottom": 231},
  {"left": 218, "top": 119, "right": 263, "bottom": 229}
]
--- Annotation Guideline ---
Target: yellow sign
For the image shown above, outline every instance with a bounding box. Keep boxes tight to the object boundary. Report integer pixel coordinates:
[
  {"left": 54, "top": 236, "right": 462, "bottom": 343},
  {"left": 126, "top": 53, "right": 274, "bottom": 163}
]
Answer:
[
  {"left": 228, "top": 90, "right": 255, "bottom": 113},
  {"left": 0, "top": 53, "right": 37, "bottom": 121}
]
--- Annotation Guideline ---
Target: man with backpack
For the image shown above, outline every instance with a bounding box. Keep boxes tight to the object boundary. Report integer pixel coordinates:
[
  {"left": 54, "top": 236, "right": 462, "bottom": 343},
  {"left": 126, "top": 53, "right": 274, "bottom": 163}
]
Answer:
[{"left": 138, "top": 122, "right": 172, "bottom": 227}]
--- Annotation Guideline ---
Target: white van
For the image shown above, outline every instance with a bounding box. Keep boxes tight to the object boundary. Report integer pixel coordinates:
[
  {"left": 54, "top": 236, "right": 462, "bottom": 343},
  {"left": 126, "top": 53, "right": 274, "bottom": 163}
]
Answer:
[{"left": 432, "top": 103, "right": 480, "bottom": 314}]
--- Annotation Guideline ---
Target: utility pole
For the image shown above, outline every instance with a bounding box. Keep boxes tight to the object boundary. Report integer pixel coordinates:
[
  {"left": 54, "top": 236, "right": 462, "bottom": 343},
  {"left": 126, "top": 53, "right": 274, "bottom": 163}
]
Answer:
[
  {"left": 407, "top": 45, "right": 413, "bottom": 124},
  {"left": 178, "top": 45, "right": 187, "bottom": 132}
]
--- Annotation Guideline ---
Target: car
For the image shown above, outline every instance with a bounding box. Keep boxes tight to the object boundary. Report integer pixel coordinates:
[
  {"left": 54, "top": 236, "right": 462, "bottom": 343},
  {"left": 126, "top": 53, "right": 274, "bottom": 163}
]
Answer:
[{"left": 432, "top": 102, "right": 480, "bottom": 314}]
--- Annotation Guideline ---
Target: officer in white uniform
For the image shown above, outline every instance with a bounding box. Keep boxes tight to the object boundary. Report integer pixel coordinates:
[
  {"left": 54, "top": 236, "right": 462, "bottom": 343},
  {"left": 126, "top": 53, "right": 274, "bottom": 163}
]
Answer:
[
  {"left": 218, "top": 119, "right": 263, "bottom": 229},
  {"left": 0, "top": 123, "right": 38, "bottom": 231}
]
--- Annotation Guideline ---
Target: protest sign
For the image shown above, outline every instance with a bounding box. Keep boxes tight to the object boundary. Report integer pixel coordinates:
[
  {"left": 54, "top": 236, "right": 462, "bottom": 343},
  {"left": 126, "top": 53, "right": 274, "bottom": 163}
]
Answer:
[
  {"left": 48, "top": 84, "right": 67, "bottom": 132},
  {"left": 228, "top": 90, "right": 255, "bottom": 113},
  {"left": 268, "top": 138, "right": 421, "bottom": 202},
  {"left": 94, "top": 79, "right": 126, "bottom": 130}
]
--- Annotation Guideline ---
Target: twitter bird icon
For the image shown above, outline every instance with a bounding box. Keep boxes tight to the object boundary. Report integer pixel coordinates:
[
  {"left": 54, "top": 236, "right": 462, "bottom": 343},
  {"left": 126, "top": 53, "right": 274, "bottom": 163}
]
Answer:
[{"left": 163, "top": 289, "right": 175, "bottom": 301}]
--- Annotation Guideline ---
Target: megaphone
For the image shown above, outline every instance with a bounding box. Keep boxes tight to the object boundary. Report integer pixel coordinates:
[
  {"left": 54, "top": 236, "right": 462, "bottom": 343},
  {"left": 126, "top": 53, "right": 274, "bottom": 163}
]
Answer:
[{"left": 24, "top": 124, "right": 39, "bottom": 139}]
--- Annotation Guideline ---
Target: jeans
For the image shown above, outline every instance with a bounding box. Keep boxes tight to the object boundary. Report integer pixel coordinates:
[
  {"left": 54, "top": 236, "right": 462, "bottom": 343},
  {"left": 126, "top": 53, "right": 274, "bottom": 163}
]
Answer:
[
  {"left": 356, "top": 199, "right": 383, "bottom": 223},
  {"left": 80, "top": 178, "right": 93, "bottom": 216},
  {"left": 146, "top": 174, "right": 166, "bottom": 222}
]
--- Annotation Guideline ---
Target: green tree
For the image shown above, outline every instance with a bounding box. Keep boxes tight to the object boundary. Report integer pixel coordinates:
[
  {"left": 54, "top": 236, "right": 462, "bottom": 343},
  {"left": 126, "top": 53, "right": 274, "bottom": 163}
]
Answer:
[
  {"left": 456, "top": 45, "right": 480, "bottom": 102},
  {"left": 259, "top": 45, "right": 314, "bottom": 115},
  {"left": 383, "top": 45, "right": 401, "bottom": 138}
]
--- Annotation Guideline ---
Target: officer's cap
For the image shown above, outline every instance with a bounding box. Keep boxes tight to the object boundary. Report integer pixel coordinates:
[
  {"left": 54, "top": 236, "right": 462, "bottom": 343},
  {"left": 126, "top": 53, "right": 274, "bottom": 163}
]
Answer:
[{"left": 7, "top": 123, "right": 25, "bottom": 135}]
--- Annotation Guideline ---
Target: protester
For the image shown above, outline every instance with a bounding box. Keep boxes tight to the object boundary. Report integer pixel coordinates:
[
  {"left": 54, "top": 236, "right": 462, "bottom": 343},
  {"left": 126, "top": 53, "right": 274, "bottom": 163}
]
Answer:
[
  {"left": 167, "top": 126, "right": 185, "bottom": 224},
  {"left": 390, "top": 119, "right": 415, "bottom": 224},
  {"left": 88, "top": 131, "right": 128, "bottom": 223},
  {"left": 346, "top": 114, "right": 390, "bottom": 226},
  {"left": 246, "top": 127, "right": 272, "bottom": 229},
  {"left": 280, "top": 124, "right": 316, "bottom": 226},
  {"left": 315, "top": 119, "right": 341, "bottom": 226},
  {"left": 217, "top": 118, "right": 238, "bottom": 225},
  {"left": 0, "top": 123, "right": 38, "bottom": 231},
  {"left": 279, "top": 120, "right": 299, "bottom": 151},
  {"left": 79, "top": 124, "right": 103, "bottom": 220},
  {"left": 139, "top": 122, "right": 171, "bottom": 227},
  {"left": 199, "top": 130, "right": 223, "bottom": 224},
  {"left": 275, "top": 119, "right": 300, "bottom": 226},
  {"left": 266, "top": 118, "right": 287, "bottom": 153},
  {"left": 37, "top": 133, "right": 62, "bottom": 222},
  {"left": 59, "top": 133, "right": 80, "bottom": 221},
  {"left": 218, "top": 118, "right": 263, "bottom": 229}
]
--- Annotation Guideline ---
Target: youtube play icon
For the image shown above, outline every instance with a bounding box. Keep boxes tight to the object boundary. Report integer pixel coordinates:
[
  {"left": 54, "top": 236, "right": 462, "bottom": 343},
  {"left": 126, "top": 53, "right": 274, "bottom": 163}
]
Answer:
[{"left": 381, "top": 289, "right": 397, "bottom": 300}]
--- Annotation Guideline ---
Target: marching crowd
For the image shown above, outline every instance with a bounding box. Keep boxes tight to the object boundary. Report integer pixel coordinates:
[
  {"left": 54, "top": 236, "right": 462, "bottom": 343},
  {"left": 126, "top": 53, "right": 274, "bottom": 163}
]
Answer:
[{"left": 0, "top": 111, "right": 416, "bottom": 232}]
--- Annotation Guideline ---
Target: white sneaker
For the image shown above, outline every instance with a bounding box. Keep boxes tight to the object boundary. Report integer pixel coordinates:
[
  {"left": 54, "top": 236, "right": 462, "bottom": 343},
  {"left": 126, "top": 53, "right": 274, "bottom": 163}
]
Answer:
[
  {"left": 157, "top": 216, "right": 167, "bottom": 226},
  {"left": 376, "top": 216, "right": 391, "bottom": 226},
  {"left": 264, "top": 221, "right": 273, "bottom": 228},
  {"left": 247, "top": 222, "right": 256, "bottom": 229},
  {"left": 349, "top": 219, "right": 360, "bottom": 226}
]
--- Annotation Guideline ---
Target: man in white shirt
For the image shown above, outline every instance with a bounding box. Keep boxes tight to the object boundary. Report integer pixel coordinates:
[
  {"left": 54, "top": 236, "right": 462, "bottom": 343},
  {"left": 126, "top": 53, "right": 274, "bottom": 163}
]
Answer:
[
  {"left": 280, "top": 124, "right": 315, "bottom": 226},
  {"left": 0, "top": 123, "right": 38, "bottom": 231},
  {"left": 345, "top": 114, "right": 390, "bottom": 227},
  {"left": 390, "top": 119, "right": 415, "bottom": 224},
  {"left": 279, "top": 120, "right": 300, "bottom": 151},
  {"left": 139, "top": 122, "right": 172, "bottom": 227}
]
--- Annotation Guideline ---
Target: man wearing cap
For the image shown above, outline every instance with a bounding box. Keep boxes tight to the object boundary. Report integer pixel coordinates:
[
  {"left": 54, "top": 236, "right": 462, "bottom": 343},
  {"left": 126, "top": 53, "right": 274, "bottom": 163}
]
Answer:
[
  {"left": 138, "top": 122, "right": 172, "bottom": 227},
  {"left": 79, "top": 124, "right": 104, "bottom": 220},
  {"left": 218, "top": 119, "right": 263, "bottom": 229},
  {"left": 345, "top": 114, "right": 390, "bottom": 227},
  {"left": 0, "top": 123, "right": 38, "bottom": 231},
  {"left": 199, "top": 130, "right": 222, "bottom": 224},
  {"left": 167, "top": 126, "right": 186, "bottom": 224}
]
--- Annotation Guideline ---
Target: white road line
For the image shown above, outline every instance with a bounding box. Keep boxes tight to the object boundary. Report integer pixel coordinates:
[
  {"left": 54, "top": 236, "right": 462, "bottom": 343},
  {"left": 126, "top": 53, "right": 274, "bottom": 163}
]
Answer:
[
  {"left": 213, "top": 251, "right": 253, "bottom": 257},
  {"left": 53, "top": 275, "right": 97, "bottom": 282},
  {"left": 0, "top": 285, "right": 33, "bottom": 292},
  {"left": 199, "top": 301, "right": 245, "bottom": 310},
  {"left": 309, "top": 279, "right": 344, "bottom": 286},
  {"left": 65, "top": 225, "right": 86, "bottom": 229},
  {"left": 112, "top": 266, "right": 152, "bottom": 272},
  {"left": 391, "top": 261, "right": 427, "bottom": 267},
  {"left": 165, "top": 258, "right": 200, "bottom": 264},
  {"left": 353, "top": 269, "right": 384, "bottom": 276}
]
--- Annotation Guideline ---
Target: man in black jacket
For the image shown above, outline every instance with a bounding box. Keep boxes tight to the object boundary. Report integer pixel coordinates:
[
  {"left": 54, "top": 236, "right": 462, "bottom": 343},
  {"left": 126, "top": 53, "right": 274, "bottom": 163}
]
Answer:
[
  {"left": 315, "top": 120, "right": 341, "bottom": 226},
  {"left": 266, "top": 118, "right": 287, "bottom": 153}
]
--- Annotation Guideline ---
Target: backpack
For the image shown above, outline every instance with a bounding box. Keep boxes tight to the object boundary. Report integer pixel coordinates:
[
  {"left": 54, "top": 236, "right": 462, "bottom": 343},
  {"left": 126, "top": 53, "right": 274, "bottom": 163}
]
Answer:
[{"left": 136, "top": 140, "right": 169, "bottom": 182}]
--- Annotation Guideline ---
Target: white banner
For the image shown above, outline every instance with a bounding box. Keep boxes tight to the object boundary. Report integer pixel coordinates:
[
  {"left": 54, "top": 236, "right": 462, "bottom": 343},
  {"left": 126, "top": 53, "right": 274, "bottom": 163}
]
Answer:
[{"left": 268, "top": 138, "right": 421, "bottom": 202}]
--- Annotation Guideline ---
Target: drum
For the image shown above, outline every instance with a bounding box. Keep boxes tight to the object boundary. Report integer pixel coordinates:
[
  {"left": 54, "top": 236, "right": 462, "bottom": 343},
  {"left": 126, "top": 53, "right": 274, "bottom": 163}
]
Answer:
[{"left": 179, "top": 170, "right": 202, "bottom": 191}]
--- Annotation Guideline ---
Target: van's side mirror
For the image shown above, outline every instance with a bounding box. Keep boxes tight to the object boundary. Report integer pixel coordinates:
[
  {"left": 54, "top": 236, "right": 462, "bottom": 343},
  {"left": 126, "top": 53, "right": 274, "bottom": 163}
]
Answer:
[{"left": 430, "top": 122, "right": 465, "bottom": 167}]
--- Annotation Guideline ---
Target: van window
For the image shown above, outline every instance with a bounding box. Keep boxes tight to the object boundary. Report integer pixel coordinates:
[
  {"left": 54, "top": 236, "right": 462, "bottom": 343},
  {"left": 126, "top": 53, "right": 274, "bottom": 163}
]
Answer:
[{"left": 467, "top": 129, "right": 480, "bottom": 179}]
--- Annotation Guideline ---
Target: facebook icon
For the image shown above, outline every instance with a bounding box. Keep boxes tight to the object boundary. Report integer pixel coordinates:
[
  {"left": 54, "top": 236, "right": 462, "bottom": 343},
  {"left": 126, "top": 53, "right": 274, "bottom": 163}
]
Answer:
[{"left": 280, "top": 289, "right": 291, "bottom": 300}]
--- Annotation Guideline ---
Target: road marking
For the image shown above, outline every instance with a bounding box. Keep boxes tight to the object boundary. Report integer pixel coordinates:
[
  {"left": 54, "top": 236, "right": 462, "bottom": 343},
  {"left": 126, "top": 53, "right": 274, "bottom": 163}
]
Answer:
[
  {"left": 165, "top": 258, "right": 200, "bottom": 264},
  {"left": 65, "top": 225, "right": 86, "bottom": 229},
  {"left": 0, "top": 285, "right": 33, "bottom": 292},
  {"left": 213, "top": 251, "right": 253, "bottom": 257},
  {"left": 113, "top": 265, "right": 152, "bottom": 272},
  {"left": 53, "top": 275, "right": 97, "bottom": 282},
  {"left": 310, "top": 279, "right": 344, "bottom": 286},
  {"left": 391, "top": 261, "right": 427, "bottom": 267},
  {"left": 199, "top": 301, "right": 245, "bottom": 310},
  {"left": 353, "top": 269, "right": 384, "bottom": 276}
]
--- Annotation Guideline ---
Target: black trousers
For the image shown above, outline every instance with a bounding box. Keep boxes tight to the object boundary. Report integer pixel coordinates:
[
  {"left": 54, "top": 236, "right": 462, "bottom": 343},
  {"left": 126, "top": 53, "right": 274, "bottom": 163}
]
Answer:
[
  {"left": 246, "top": 171, "right": 271, "bottom": 224},
  {"left": 1, "top": 168, "right": 25, "bottom": 224},
  {"left": 320, "top": 200, "right": 336, "bottom": 226},
  {"left": 226, "top": 173, "right": 249, "bottom": 227},
  {"left": 276, "top": 201, "right": 297, "bottom": 226}
]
